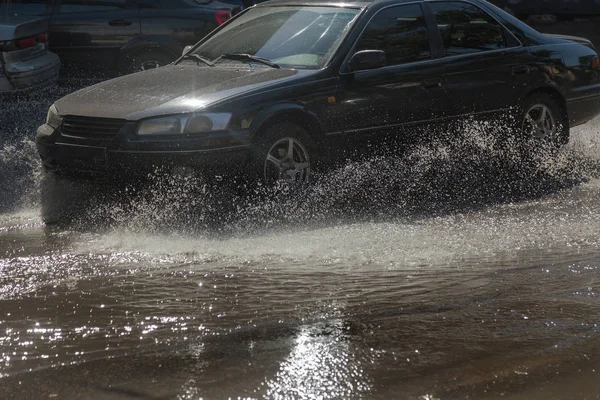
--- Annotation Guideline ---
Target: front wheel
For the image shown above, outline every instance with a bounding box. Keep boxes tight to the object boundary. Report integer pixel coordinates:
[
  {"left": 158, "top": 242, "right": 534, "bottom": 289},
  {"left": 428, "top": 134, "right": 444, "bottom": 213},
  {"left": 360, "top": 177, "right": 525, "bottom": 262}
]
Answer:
[{"left": 251, "top": 122, "right": 317, "bottom": 186}]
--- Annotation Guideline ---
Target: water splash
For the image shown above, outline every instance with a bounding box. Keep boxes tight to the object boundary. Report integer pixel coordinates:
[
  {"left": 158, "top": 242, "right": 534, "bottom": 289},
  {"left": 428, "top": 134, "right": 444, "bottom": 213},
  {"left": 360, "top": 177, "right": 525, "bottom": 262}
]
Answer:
[
  {"left": 0, "top": 138, "right": 42, "bottom": 212},
  {"left": 71, "top": 118, "right": 600, "bottom": 235}
]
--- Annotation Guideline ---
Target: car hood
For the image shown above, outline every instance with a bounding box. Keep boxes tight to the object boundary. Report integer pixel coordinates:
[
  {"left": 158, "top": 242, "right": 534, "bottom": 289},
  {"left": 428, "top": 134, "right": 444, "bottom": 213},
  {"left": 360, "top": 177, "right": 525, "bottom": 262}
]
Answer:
[{"left": 54, "top": 65, "right": 308, "bottom": 120}]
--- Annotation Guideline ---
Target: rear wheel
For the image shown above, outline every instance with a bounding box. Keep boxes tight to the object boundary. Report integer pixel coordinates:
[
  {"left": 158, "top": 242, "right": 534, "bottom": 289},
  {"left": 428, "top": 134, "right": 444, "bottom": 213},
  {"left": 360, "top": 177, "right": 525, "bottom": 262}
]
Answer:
[{"left": 520, "top": 92, "right": 569, "bottom": 147}]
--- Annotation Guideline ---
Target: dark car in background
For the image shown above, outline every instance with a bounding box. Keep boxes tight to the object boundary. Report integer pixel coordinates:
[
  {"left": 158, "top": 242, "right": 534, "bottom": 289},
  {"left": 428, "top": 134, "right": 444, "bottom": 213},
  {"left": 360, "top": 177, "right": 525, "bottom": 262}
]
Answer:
[
  {"left": 0, "top": 0, "right": 241, "bottom": 75},
  {"left": 0, "top": 16, "right": 59, "bottom": 92}
]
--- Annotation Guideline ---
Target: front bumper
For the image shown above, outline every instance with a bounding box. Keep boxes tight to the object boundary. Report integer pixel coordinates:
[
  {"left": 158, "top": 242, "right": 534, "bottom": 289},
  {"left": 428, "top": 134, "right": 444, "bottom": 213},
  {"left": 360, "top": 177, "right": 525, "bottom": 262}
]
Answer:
[{"left": 36, "top": 122, "right": 253, "bottom": 179}]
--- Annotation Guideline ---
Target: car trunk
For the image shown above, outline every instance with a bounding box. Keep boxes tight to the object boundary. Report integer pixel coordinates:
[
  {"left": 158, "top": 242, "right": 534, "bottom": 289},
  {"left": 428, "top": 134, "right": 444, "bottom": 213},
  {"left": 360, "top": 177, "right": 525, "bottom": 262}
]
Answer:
[{"left": 0, "top": 16, "right": 54, "bottom": 90}]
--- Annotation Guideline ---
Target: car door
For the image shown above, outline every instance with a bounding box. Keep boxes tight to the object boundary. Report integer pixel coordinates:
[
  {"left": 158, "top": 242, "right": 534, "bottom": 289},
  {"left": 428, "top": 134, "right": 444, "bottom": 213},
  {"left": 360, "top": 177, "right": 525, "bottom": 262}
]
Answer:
[
  {"left": 49, "top": 0, "right": 140, "bottom": 72},
  {"left": 425, "top": 0, "right": 533, "bottom": 118},
  {"left": 334, "top": 3, "right": 451, "bottom": 147}
]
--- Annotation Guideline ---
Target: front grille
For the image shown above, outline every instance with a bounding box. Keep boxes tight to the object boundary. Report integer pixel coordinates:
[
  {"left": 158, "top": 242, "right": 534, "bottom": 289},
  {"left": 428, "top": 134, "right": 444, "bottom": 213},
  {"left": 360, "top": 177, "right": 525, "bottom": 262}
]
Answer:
[{"left": 61, "top": 115, "right": 126, "bottom": 139}]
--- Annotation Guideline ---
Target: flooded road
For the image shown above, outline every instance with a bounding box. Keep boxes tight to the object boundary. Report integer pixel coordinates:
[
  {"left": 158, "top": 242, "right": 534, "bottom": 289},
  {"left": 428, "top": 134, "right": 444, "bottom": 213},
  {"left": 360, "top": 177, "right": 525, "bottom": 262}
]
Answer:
[{"left": 1, "top": 86, "right": 600, "bottom": 399}]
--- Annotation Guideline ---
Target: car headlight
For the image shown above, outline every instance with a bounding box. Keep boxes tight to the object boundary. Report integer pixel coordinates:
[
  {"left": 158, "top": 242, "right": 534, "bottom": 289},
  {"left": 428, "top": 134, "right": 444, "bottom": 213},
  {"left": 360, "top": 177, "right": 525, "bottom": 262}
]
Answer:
[
  {"left": 46, "top": 104, "right": 62, "bottom": 128},
  {"left": 136, "top": 113, "right": 232, "bottom": 136}
]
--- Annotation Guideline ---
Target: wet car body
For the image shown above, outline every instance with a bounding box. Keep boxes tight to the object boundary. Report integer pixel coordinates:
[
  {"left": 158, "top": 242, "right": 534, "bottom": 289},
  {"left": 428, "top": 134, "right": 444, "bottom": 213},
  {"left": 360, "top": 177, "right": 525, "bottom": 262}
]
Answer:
[
  {"left": 0, "top": 16, "right": 60, "bottom": 92},
  {"left": 36, "top": 0, "right": 600, "bottom": 185}
]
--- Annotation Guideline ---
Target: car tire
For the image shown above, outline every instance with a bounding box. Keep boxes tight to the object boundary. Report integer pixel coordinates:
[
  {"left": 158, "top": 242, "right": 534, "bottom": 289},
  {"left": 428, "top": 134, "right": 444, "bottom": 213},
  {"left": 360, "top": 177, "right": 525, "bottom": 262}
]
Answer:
[
  {"left": 520, "top": 92, "right": 569, "bottom": 147},
  {"left": 124, "top": 50, "right": 174, "bottom": 74},
  {"left": 250, "top": 122, "right": 318, "bottom": 186},
  {"left": 40, "top": 173, "right": 96, "bottom": 225}
]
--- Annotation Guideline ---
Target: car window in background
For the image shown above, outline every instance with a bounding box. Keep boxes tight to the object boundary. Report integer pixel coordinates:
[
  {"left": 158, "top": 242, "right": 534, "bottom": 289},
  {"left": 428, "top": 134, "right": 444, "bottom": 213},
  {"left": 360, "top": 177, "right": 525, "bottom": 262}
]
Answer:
[
  {"left": 193, "top": 6, "right": 360, "bottom": 69},
  {"left": 59, "top": 0, "right": 130, "bottom": 13},
  {"left": 429, "top": 1, "right": 507, "bottom": 56},
  {"left": 0, "top": 0, "right": 50, "bottom": 15},
  {"left": 355, "top": 4, "right": 431, "bottom": 66}
]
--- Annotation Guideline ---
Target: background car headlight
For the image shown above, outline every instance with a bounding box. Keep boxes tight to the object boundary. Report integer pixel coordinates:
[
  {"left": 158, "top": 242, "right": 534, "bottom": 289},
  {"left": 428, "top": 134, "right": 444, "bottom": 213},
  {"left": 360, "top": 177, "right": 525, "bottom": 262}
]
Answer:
[
  {"left": 136, "top": 113, "right": 232, "bottom": 136},
  {"left": 46, "top": 104, "right": 62, "bottom": 128}
]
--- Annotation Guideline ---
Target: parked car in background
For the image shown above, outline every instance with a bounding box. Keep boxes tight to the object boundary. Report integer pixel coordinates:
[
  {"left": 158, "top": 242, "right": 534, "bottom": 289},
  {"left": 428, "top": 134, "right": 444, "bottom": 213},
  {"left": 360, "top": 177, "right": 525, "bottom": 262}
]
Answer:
[
  {"left": 0, "top": 0, "right": 241, "bottom": 75},
  {"left": 0, "top": 16, "right": 60, "bottom": 92}
]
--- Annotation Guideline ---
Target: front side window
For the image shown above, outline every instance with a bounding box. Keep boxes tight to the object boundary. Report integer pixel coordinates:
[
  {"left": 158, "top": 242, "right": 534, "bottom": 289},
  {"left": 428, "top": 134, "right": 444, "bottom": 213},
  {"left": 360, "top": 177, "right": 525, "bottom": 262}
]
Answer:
[
  {"left": 192, "top": 6, "right": 360, "bottom": 69},
  {"left": 354, "top": 4, "right": 431, "bottom": 66},
  {"left": 429, "top": 1, "right": 507, "bottom": 56},
  {"left": 60, "top": 0, "right": 129, "bottom": 13}
]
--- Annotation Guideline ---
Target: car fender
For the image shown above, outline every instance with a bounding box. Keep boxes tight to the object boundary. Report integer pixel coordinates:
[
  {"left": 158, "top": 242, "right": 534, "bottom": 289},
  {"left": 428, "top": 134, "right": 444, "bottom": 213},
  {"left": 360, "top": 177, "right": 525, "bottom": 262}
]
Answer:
[{"left": 251, "top": 103, "right": 325, "bottom": 143}]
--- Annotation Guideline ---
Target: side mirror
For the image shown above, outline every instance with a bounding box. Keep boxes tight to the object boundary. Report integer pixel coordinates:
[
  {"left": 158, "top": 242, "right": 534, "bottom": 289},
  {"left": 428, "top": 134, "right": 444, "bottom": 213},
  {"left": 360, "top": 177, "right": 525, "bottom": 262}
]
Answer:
[
  {"left": 349, "top": 50, "right": 386, "bottom": 72},
  {"left": 182, "top": 45, "right": 193, "bottom": 56}
]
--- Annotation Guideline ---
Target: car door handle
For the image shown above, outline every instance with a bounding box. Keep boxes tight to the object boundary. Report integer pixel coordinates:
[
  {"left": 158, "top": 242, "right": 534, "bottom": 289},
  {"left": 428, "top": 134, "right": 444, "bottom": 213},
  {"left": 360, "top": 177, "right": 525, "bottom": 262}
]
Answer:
[
  {"left": 422, "top": 79, "right": 442, "bottom": 89},
  {"left": 512, "top": 65, "right": 529, "bottom": 75},
  {"left": 108, "top": 19, "right": 133, "bottom": 26}
]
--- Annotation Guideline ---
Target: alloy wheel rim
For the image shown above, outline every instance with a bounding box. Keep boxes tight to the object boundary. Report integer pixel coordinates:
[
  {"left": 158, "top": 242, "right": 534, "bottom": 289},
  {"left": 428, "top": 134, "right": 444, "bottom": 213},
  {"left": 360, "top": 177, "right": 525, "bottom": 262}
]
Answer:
[
  {"left": 522, "top": 104, "right": 557, "bottom": 141},
  {"left": 264, "top": 137, "right": 311, "bottom": 184}
]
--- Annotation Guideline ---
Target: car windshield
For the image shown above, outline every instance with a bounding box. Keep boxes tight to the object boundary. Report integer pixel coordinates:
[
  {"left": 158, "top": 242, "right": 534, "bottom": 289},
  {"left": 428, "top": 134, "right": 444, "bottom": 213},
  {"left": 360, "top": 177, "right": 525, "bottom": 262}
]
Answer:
[{"left": 191, "top": 6, "right": 360, "bottom": 70}]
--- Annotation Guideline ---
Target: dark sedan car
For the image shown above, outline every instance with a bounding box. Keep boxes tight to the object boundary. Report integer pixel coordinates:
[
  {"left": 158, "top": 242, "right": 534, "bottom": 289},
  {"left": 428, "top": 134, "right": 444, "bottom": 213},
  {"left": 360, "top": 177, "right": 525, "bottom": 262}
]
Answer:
[
  {"left": 36, "top": 0, "right": 600, "bottom": 221},
  {"left": 1, "top": 0, "right": 240, "bottom": 74}
]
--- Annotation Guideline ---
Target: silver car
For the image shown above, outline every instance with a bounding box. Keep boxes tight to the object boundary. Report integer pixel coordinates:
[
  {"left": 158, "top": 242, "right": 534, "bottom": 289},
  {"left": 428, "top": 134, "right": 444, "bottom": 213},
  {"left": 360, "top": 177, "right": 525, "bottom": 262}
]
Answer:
[{"left": 0, "top": 16, "right": 60, "bottom": 92}]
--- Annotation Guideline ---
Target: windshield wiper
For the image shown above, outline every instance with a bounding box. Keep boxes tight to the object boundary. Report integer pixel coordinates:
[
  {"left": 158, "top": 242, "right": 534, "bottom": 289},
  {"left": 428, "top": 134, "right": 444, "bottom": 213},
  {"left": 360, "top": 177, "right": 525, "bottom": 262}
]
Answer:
[
  {"left": 179, "top": 53, "right": 215, "bottom": 67},
  {"left": 219, "top": 53, "right": 280, "bottom": 69}
]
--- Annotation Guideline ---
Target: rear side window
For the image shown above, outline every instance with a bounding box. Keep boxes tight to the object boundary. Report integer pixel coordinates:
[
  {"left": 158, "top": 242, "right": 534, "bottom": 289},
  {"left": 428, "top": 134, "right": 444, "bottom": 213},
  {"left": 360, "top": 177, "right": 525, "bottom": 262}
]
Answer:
[
  {"left": 355, "top": 4, "right": 431, "bottom": 66},
  {"left": 60, "top": 0, "right": 129, "bottom": 13},
  {"left": 429, "top": 1, "right": 507, "bottom": 56}
]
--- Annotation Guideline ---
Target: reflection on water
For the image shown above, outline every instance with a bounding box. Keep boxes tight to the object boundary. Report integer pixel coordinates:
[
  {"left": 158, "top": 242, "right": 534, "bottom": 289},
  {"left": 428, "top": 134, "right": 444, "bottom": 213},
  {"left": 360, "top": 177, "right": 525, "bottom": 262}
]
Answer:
[
  {"left": 1, "top": 102, "right": 600, "bottom": 397},
  {"left": 263, "top": 313, "right": 371, "bottom": 399}
]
